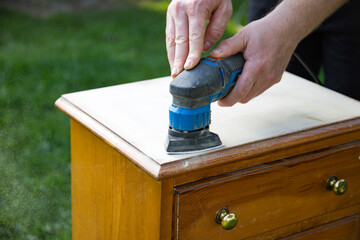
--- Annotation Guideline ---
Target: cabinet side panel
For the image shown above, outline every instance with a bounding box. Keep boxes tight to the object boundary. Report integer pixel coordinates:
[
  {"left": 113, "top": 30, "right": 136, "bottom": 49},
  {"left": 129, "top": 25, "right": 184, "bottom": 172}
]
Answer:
[{"left": 71, "top": 120, "right": 162, "bottom": 240}]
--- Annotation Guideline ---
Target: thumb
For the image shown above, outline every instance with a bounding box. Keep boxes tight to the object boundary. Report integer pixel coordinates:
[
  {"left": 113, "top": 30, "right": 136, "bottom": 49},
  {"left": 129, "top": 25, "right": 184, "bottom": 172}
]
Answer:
[{"left": 210, "top": 30, "right": 247, "bottom": 58}]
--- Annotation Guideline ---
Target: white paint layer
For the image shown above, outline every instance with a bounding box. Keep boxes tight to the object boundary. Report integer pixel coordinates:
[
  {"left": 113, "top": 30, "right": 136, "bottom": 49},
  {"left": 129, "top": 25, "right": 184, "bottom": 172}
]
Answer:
[{"left": 61, "top": 72, "right": 360, "bottom": 165}]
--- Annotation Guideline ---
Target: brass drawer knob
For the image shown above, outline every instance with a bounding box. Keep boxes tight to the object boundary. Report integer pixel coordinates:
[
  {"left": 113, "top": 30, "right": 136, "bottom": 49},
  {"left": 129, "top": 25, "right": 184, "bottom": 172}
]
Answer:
[
  {"left": 215, "top": 207, "right": 238, "bottom": 230},
  {"left": 326, "top": 176, "right": 348, "bottom": 195}
]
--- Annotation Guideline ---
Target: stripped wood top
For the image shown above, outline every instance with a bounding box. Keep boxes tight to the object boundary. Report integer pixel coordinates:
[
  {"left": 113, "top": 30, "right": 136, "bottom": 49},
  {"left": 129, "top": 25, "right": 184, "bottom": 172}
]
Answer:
[{"left": 56, "top": 72, "right": 360, "bottom": 179}]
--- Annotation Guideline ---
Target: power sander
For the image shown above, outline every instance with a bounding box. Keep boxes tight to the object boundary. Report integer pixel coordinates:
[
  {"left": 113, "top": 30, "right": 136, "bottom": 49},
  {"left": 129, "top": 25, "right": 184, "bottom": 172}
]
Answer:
[{"left": 165, "top": 52, "right": 245, "bottom": 153}]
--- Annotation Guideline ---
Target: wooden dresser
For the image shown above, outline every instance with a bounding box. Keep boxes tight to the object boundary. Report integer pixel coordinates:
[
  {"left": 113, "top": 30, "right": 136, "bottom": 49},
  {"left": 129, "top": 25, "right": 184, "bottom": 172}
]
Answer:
[{"left": 56, "top": 72, "right": 360, "bottom": 239}]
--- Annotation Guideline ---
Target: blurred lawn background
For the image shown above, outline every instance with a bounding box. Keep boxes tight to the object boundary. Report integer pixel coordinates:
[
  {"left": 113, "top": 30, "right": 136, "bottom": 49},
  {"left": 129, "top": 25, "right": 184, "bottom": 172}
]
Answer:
[{"left": 0, "top": 0, "right": 249, "bottom": 239}]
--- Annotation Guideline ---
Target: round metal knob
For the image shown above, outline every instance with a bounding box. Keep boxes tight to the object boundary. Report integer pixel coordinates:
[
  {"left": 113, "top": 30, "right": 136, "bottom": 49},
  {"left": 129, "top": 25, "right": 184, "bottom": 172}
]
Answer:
[
  {"left": 215, "top": 207, "right": 238, "bottom": 230},
  {"left": 326, "top": 176, "right": 348, "bottom": 195}
]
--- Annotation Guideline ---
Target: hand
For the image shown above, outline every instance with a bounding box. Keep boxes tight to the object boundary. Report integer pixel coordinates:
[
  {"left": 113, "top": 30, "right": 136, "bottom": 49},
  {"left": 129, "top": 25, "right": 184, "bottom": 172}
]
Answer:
[
  {"left": 166, "top": 0, "right": 233, "bottom": 78},
  {"left": 211, "top": 16, "right": 299, "bottom": 105}
]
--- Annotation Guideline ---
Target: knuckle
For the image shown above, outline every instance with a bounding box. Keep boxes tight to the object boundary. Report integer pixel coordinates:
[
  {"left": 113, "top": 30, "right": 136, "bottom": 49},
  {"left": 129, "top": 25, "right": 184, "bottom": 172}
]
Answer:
[
  {"left": 218, "top": 0, "right": 233, "bottom": 17},
  {"left": 167, "top": 1, "right": 175, "bottom": 11},
  {"left": 256, "top": 61, "right": 266, "bottom": 73},
  {"left": 221, "top": 39, "right": 232, "bottom": 49},
  {"left": 187, "top": 8, "right": 196, "bottom": 17},
  {"left": 226, "top": 4, "right": 233, "bottom": 15},
  {"left": 189, "top": 31, "right": 202, "bottom": 41},
  {"left": 233, "top": 84, "right": 246, "bottom": 99},
  {"left": 264, "top": 70, "right": 281, "bottom": 85},
  {"left": 265, "top": 71, "right": 276, "bottom": 84},
  {"left": 208, "top": 28, "right": 223, "bottom": 40},
  {"left": 173, "top": 0, "right": 182, "bottom": 10},
  {"left": 175, "top": 34, "right": 189, "bottom": 44},
  {"left": 166, "top": 36, "right": 176, "bottom": 46},
  {"left": 188, "top": 0, "right": 200, "bottom": 11},
  {"left": 271, "top": 76, "right": 281, "bottom": 85},
  {"left": 171, "top": 1, "right": 184, "bottom": 16}
]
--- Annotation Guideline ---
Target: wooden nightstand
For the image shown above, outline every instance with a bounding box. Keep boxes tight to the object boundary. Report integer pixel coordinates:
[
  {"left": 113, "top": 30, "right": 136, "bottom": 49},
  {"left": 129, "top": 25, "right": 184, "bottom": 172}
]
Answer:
[{"left": 56, "top": 72, "right": 360, "bottom": 239}]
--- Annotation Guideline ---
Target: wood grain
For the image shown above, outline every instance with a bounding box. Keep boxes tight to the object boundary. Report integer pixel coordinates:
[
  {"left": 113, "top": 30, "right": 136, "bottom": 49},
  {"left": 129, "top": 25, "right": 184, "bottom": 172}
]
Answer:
[
  {"left": 245, "top": 205, "right": 360, "bottom": 240},
  {"left": 280, "top": 214, "right": 359, "bottom": 240},
  {"left": 160, "top": 177, "right": 174, "bottom": 240},
  {"left": 71, "top": 119, "right": 173, "bottom": 240},
  {"left": 174, "top": 142, "right": 360, "bottom": 239},
  {"left": 56, "top": 73, "right": 360, "bottom": 239},
  {"left": 171, "top": 120, "right": 360, "bottom": 185}
]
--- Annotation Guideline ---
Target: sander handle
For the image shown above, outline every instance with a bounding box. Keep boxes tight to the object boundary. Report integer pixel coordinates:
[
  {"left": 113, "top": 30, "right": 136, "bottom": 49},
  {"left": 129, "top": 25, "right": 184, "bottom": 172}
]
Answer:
[
  {"left": 168, "top": 52, "right": 245, "bottom": 132},
  {"left": 210, "top": 52, "right": 245, "bottom": 102}
]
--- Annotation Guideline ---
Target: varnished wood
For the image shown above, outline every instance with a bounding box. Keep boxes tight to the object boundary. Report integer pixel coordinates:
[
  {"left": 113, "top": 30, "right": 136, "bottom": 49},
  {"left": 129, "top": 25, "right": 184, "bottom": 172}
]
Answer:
[
  {"left": 246, "top": 205, "right": 360, "bottom": 240},
  {"left": 159, "top": 178, "right": 174, "bottom": 240},
  {"left": 171, "top": 119, "right": 360, "bottom": 185},
  {"left": 174, "top": 142, "right": 360, "bottom": 239},
  {"left": 71, "top": 120, "right": 173, "bottom": 240},
  {"left": 280, "top": 214, "right": 359, "bottom": 240},
  {"left": 56, "top": 73, "right": 360, "bottom": 240}
]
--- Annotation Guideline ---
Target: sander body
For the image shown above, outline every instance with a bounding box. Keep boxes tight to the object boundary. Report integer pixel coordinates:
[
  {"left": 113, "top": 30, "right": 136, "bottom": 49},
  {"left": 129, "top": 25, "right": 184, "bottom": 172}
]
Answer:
[{"left": 165, "top": 52, "right": 245, "bottom": 153}]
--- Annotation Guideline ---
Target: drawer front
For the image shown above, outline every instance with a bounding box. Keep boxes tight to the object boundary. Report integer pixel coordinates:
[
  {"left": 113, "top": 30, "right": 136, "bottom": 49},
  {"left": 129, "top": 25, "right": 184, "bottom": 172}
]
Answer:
[
  {"left": 279, "top": 214, "right": 359, "bottom": 240},
  {"left": 175, "top": 143, "right": 360, "bottom": 239}
]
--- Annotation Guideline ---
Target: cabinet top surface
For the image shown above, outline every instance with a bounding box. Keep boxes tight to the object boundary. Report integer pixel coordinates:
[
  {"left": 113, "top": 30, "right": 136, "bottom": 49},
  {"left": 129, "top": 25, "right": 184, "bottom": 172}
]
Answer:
[{"left": 56, "top": 72, "right": 360, "bottom": 178}]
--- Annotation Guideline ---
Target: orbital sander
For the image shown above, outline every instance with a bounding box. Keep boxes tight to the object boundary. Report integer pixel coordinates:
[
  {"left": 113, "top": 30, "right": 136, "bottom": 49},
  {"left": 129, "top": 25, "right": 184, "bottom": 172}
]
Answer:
[{"left": 165, "top": 52, "right": 245, "bottom": 153}]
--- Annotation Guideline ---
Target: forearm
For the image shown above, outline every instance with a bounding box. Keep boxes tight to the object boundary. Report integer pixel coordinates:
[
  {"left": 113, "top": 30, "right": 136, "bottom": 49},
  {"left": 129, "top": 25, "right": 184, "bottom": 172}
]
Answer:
[
  {"left": 212, "top": 0, "right": 349, "bottom": 106},
  {"left": 267, "top": 0, "right": 348, "bottom": 44}
]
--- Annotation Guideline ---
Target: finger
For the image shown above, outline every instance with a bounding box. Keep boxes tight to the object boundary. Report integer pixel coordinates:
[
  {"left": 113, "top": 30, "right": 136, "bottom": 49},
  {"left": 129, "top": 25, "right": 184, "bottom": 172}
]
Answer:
[
  {"left": 166, "top": 15, "right": 176, "bottom": 71},
  {"left": 210, "top": 30, "right": 247, "bottom": 58},
  {"left": 185, "top": 14, "right": 206, "bottom": 70},
  {"left": 172, "top": 12, "right": 189, "bottom": 78},
  {"left": 218, "top": 62, "right": 257, "bottom": 106},
  {"left": 238, "top": 79, "right": 265, "bottom": 104},
  {"left": 203, "top": 2, "right": 232, "bottom": 52},
  {"left": 241, "top": 76, "right": 281, "bottom": 103}
]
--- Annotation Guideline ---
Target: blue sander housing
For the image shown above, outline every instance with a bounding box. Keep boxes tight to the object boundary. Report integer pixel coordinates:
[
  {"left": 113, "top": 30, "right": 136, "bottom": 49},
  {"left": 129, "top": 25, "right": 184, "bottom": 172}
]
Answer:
[{"left": 165, "top": 52, "right": 245, "bottom": 153}]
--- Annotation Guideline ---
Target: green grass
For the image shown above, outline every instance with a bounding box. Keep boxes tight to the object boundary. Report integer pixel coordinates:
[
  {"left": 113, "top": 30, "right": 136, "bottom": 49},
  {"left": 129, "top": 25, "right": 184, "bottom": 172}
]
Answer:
[{"left": 0, "top": 2, "right": 247, "bottom": 239}]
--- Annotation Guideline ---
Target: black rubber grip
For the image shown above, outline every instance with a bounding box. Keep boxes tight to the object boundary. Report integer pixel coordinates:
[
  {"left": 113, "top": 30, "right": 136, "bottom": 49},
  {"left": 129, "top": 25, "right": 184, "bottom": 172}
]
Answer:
[{"left": 218, "top": 52, "right": 245, "bottom": 73}]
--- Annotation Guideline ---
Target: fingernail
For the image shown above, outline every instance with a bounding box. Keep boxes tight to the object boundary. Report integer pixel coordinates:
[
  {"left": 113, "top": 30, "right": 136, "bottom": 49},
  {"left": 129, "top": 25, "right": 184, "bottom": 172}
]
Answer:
[
  {"left": 171, "top": 67, "right": 177, "bottom": 77},
  {"left": 211, "top": 48, "right": 222, "bottom": 56},
  {"left": 204, "top": 41, "right": 212, "bottom": 51},
  {"left": 184, "top": 59, "right": 192, "bottom": 69}
]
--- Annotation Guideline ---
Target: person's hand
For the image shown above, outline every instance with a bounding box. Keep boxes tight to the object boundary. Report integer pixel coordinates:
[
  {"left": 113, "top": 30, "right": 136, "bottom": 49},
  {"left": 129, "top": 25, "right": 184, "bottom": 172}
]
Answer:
[
  {"left": 211, "top": 16, "right": 299, "bottom": 105},
  {"left": 166, "top": 0, "right": 233, "bottom": 78}
]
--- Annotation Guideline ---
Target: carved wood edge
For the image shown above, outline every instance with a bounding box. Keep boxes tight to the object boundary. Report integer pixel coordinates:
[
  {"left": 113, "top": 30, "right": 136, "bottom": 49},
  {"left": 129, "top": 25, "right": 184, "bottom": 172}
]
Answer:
[{"left": 56, "top": 96, "right": 360, "bottom": 180}]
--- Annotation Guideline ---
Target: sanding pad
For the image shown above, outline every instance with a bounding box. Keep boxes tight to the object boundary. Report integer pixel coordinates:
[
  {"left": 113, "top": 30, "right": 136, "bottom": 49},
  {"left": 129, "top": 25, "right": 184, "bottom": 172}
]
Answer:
[{"left": 165, "top": 127, "right": 222, "bottom": 153}]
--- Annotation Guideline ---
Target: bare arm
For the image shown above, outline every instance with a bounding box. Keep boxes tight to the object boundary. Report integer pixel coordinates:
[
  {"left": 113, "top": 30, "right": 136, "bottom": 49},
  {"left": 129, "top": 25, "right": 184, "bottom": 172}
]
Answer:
[
  {"left": 272, "top": 0, "right": 348, "bottom": 41},
  {"left": 213, "top": 0, "right": 348, "bottom": 105}
]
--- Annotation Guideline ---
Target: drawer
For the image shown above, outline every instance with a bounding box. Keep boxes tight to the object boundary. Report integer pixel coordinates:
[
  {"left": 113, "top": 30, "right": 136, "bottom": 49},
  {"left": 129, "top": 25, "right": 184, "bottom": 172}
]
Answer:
[
  {"left": 279, "top": 214, "right": 359, "bottom": 240},
  {"left": 174, "top": 142, "right": 360, "bottom": 239}
]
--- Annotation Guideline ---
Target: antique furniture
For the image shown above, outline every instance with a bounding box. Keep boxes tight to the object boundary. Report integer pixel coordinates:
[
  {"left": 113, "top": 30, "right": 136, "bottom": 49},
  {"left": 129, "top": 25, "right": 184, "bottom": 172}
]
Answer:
[{"left": 56, "top": 72, "right": 360, "bottom": 239}]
